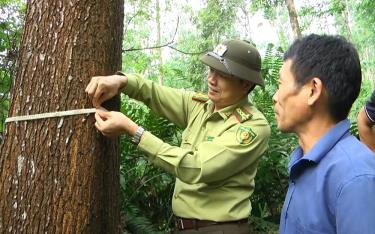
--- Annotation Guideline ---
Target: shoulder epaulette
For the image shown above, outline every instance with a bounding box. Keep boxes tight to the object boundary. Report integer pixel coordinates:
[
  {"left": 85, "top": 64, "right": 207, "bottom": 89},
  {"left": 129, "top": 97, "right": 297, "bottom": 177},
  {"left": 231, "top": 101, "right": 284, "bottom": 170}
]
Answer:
[
  {"left": 192, "top": 93, "right": 209, "bottom": 103},
  {"left": 232, "top": 107, "right": 253, "bottom": 123}
]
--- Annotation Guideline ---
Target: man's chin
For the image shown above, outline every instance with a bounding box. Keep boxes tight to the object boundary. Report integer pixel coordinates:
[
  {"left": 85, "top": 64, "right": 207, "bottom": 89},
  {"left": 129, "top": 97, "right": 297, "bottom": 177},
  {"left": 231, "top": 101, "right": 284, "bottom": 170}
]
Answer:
[{"left": 208, "top": 92, "right": 217, "bottom": 99}]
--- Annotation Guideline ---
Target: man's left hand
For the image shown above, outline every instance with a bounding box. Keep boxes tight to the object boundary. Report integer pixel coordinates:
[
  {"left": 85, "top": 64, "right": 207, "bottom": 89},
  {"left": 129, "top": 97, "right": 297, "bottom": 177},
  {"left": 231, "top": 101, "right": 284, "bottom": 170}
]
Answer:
[{"left": 94, "top": 109, "right": 138, "bottom": 137}]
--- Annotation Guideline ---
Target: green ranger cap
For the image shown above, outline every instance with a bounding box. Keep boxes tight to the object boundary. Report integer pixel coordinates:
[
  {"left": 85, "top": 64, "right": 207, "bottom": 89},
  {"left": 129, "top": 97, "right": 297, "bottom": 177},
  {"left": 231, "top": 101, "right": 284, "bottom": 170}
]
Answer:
[{"left": 200, "top": 40, "right": 264, "bottom": 87}]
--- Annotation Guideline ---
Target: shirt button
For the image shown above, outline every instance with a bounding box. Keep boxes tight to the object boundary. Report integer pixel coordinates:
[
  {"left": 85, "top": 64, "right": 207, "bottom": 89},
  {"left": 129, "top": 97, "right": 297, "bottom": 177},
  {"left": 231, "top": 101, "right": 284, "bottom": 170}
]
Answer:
[{"left": 174, "top": 194, "right": 178, "bottom": 199}]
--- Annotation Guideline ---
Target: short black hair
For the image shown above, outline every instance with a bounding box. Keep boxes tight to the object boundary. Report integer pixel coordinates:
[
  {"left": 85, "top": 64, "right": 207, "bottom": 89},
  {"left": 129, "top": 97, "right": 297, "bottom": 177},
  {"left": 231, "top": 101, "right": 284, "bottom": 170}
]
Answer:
[{"left": 284, "top": 34, "right": 362, "bottom": 122}]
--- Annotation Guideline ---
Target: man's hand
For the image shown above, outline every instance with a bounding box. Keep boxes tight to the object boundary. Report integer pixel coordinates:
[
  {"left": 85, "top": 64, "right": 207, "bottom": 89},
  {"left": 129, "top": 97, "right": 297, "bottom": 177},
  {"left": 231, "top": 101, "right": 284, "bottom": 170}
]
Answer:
[
  {"left": 94, "top": 109, "right": 138, "bottom": 138},
  {"left": 85, "top": 75, "right": 128, "bottom": 107}
]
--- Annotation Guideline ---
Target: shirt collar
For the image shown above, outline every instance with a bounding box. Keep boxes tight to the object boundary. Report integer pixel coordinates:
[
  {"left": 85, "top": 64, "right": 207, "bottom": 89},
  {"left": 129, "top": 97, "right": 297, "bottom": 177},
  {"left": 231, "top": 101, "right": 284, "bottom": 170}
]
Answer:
[
  {"left": 205, "top": 97, "right": 250, "bottom": 120},
  {"left": 289, "top": 119, "right": 351, "bottom": 174}
]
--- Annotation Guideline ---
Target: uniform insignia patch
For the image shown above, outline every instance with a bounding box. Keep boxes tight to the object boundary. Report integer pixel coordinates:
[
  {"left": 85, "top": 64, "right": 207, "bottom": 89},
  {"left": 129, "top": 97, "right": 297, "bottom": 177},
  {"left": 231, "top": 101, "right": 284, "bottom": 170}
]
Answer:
[
  {"left": 232, "top": 107, "right": 253, "bottom": 123},
  {"left": 213, "top": 44, "right": 228, "bottom": 56},
  {"left": 192, "top": 93, "right": 209, "bottom": 103},
  {"left": 236, "top": 126, "right": 257, "bottom": 145}
]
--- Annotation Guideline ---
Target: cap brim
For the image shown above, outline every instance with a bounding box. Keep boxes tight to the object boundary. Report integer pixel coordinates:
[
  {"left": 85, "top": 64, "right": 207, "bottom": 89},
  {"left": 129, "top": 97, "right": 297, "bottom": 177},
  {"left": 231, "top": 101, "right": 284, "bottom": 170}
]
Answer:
[{"left": 200, "top": 54, "right": 264, "bottom": 87}]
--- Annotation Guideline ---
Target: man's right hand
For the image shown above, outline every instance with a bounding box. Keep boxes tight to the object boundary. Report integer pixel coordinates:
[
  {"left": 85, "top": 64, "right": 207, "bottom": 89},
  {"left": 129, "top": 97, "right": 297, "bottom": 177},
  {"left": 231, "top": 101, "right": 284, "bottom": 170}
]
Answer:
[{"left": 85, "top": 74, "right": 128, "bottom": 107}]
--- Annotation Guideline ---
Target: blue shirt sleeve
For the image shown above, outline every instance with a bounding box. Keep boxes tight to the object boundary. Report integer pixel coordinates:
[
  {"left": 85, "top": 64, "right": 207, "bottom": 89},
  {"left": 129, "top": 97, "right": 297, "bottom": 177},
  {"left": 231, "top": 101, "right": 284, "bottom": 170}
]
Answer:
[
  {"left": 335, "top": 175, "right": 375, "bottom": 234},
  {"left": 365, "top": 91, "right": 375, "bottom": 123}
]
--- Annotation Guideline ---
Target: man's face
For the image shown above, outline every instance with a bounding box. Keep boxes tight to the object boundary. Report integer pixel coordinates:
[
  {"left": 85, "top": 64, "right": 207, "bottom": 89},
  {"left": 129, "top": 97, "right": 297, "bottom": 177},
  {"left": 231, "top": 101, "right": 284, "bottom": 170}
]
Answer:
[
  {"left": 273, "top": 59, "right": 310, "bottom": 133},
  {"left": 207, "top": 67, "right": 249, "bottom": 111}
]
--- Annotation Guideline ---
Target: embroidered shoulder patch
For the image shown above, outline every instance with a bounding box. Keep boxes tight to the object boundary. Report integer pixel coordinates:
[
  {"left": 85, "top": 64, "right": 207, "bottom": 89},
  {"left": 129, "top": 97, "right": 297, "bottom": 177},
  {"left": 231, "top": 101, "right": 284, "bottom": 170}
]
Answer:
[
  {"left": 236, "top": 126, "right": 257, "bottom": 145},
  {"left": 232, "top": 107, "right": 253, "bottom": 123},
  {"left": 192, "top": 93, "right": 209, "bottom": 103}
]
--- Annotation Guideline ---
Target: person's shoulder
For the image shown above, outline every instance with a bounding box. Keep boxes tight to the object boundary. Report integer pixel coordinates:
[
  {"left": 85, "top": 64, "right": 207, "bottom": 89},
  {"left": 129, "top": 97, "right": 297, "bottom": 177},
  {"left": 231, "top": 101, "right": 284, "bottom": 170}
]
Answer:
[
  {"left": 316, "top": 136, "right": 375, "bottom": 198},
  {"left": 242, "top": 104, "right": 270, "bottom": 126},
  {"left": 191, "top": 92, "right": 209, "bottom": 103},
  {"left": 233, "top": 104, "right": 271, "bottom": 138},
  {"left": 331, "top": 135, "right": 375, "bottom": 175}
]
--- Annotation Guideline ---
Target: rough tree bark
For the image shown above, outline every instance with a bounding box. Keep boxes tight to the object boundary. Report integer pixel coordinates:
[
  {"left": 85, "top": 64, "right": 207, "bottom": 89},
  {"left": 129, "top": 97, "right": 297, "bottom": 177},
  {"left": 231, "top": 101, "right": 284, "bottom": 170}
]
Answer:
[
  {"left": 0, "top": 0, "right": 123, "bottom": 233},
  {"left": 285, "top": 0, "right": 302, "bottom": 39}
]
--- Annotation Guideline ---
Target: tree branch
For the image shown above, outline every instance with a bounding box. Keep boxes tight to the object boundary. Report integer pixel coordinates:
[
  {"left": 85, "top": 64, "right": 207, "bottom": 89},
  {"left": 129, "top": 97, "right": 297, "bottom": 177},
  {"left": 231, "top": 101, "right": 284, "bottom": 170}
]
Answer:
[
  {"left": 167, "top": 45, "right": 207, "bottom": 55},
  {"left": 123, "top": 16, "right": 208, "bottom": 55},
  {"left": 124, "top": 11, "right": 142, "bottom": 36},
  {"left": 123, "top": 17, "right": 179, "bottom": 52}
]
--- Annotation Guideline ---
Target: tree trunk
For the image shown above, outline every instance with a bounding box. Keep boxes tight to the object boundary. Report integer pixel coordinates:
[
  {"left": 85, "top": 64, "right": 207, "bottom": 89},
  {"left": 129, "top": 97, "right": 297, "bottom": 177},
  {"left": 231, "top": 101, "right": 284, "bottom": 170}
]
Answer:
[
  {"left": 342, "top": 0, "right": 353, "bottom": 42},
  {"left": 156, "top": 0, "right": 164, "bottom": 85},
  {"left": 0, "top": 0, "right": 123, "bottom": 233},
  {"left": 285, "top": 0, "right": 302, "bottom": 39}
]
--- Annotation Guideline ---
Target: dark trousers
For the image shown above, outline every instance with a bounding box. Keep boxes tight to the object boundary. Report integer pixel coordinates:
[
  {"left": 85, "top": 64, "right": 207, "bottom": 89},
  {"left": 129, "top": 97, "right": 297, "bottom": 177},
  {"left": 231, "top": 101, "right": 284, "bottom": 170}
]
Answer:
[{"left": 173, "top": 222, "right": 253, "bottom": 234}]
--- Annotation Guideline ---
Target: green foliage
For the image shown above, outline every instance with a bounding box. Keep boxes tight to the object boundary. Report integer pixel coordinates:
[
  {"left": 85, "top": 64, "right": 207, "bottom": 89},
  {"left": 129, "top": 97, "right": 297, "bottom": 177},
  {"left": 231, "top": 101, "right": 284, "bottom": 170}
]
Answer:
[
  {"left": 122, "top": 203, "right": 165, "bottom": 234},
  {"left": 0, "top": 1, "right": 25, "bottom": 134},
  {"left": 348, "top": 79, "right": 373, "bottom": 137},
  {"left": 120, "top": 97, "right": 178, "bottom": 232},
  {"left": 249, "top": 216, "right": 279, "bottom": 234},
  {"left": 249, "top": 0, "right": 283, "bottom": 20},
  {"left": 250, "top": 44, "right": 296, "bottom": 227}
]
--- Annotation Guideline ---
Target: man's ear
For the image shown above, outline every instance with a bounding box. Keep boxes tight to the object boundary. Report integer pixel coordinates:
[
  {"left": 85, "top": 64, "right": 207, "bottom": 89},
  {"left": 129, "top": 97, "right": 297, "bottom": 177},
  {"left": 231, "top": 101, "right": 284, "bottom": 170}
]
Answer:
[{"left": 307, "top": 77, "right": 323, "bottom": 106}]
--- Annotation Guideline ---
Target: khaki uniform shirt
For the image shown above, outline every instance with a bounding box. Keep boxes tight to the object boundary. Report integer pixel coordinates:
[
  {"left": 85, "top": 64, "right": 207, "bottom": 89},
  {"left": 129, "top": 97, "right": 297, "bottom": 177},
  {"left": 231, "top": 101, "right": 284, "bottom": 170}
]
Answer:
[{"left": 123, "top": 73, "right": 271, "bottom": 221}]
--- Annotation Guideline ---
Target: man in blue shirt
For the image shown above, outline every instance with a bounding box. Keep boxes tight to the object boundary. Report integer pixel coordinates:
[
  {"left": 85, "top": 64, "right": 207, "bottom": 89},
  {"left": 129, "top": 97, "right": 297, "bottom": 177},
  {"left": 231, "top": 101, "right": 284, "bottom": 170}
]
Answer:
[
  {"left": 358, "top": 91, "right": 375, "bottom": 152},
  {"left": 273, "top": 34, "right": 375, "bottom": 233}
]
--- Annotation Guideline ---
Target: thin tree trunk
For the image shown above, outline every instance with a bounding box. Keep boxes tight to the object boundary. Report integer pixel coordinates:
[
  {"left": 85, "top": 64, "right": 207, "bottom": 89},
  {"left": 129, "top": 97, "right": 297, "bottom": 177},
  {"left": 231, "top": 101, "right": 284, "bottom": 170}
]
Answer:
[
  {"left": 156, "top": 0, "right": 164, "bottom": 85},
  {"left": 0, "top": 0, "right": 123, "bottom": 233},
  {"left": 285, "top": 0, "right": 302, "bottom": 39},
  {"left": 342, "top": 0, "right": 353, "bottom": 42}
]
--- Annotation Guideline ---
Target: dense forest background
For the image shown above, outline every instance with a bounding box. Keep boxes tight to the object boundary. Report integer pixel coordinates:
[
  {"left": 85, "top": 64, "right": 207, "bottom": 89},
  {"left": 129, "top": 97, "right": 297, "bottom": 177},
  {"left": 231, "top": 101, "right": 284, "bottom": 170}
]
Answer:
[{"left": 0, "top": 0, "right": 374, "bottom": 233}]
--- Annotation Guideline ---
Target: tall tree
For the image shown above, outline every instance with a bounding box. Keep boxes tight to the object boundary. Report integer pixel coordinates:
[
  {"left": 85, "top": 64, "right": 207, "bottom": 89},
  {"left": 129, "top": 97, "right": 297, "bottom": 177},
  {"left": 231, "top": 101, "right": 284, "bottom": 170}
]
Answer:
[
  {"left": 329, "top": 0, "right": 353, "bottom": 42},
  {"left": 155, "top": 0, "right": 164, "bottom": 85},
  {"left": 0, "top": 0, "right": 123, "bottom": 233},
  {"left": 285, "top": 0, "right": 302, "bottom": 38},
  {"left": 250, "top": 0, "right": 301, "bottom": 40}
]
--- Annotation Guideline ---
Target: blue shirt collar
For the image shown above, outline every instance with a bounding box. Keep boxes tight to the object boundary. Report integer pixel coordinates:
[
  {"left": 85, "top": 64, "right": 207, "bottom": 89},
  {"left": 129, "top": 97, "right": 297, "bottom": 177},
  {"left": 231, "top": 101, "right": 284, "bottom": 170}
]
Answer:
[{"left": 289, "top": 119, "right": 351, "bottom": 176}]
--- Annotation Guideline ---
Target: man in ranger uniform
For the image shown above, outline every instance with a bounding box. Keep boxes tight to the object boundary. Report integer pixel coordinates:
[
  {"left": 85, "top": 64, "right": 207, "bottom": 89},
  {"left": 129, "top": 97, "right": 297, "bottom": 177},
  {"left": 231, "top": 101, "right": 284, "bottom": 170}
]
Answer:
[{"left": 86, "top": 40, "right": 270, "bottom": 233}]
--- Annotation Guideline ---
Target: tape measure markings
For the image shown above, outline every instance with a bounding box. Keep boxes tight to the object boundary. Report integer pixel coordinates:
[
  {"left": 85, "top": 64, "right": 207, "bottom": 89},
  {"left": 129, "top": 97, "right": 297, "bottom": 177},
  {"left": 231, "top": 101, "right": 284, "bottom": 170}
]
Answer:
[{"left": 5, "top": 108, "right": 97, "bottom": 123}]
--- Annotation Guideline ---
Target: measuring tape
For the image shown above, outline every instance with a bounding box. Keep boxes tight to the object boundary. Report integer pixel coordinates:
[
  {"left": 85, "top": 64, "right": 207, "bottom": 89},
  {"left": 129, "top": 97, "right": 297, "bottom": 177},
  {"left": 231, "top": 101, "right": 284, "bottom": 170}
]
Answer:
[{"left": 5, "top": 108, "right": 97, "bottom": 123}]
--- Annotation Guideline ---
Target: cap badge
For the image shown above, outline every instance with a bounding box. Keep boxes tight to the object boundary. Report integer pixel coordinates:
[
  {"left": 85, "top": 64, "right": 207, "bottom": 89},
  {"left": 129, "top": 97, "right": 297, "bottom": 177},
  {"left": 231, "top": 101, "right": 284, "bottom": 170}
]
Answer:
[{"left": 213, "top": 44, "right": 227, "bottom": 56}]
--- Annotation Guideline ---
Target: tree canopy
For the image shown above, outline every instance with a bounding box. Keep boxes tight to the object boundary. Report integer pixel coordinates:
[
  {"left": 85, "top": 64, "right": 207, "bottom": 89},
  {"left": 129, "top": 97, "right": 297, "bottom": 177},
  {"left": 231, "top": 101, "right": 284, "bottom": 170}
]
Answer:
[{"left": 0, "top": 0, "right": 374, "bottom": 232}]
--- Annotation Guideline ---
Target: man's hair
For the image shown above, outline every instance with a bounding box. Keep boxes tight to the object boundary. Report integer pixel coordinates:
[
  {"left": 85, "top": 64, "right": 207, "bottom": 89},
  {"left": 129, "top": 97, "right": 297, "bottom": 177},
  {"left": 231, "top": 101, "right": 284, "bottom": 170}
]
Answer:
[{"left": 284, "top": 34, "right": 362, "bottom": 121}]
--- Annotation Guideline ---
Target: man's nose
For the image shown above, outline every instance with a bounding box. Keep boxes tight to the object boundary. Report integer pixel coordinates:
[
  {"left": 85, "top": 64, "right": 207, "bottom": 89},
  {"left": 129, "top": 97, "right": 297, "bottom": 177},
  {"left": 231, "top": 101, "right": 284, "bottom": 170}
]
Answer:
[
  {"left": 272, "top": 90, "right": 278, "bottom": 104},
  {"left": 208, "top": 72, "right": 218, "bottom": 84}
]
